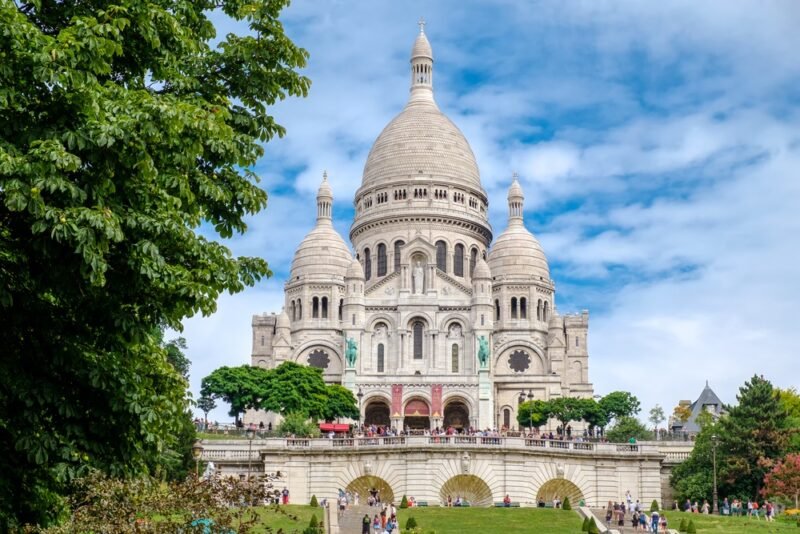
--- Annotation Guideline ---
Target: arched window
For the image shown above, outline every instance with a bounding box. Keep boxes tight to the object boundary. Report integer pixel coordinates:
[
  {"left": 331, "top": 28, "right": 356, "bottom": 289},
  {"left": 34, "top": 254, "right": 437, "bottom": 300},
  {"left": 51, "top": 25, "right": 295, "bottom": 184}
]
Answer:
[
  {"left": 321, "top": 296, "right": 328, "bottom": 319},
  {"left": 413, "top": 321, "right": 424, "bottom": 360},
  {"left": 451, "top": 344, "right": 459, "bottom": 373},
  {"left": 537, "top": 299, "right": 542, "bottom": 321},
  {"left": 495, "top": 299, "right": 501, "bottom": 321},
  {"left": 481, "top": 314, "right": 485, "bottom": 326},
  {"left": 312, "top": 297, "right": 319, "bottom": 319},
  {"left": 291, "top": 301, "right": 296, "bottom": 321},
  {"left": 435, "top": 240, "right": 447, "bottom": 272},
  {"left": 394, "top": 240, "right": 404, "bottom": 273},
  {"left": 261, "top": 335, "right": 264, "bottom": 346},
  {"left": 377, "top": 344, "right": 385, "bottom": 373},
  {"left": 543, "top": 301, "right": 549, "bottom": 321},
  {"left": 364, "top": 248, "right": 372, "bottom": 281},
  {"left": 520, "top": 297, "right": 527, "bottom": 319},
  {"left": 377, "top": 243, "right": 387, "bottom": 277},
  {"left": 469, "top": 247, "right": 478, "bottom": 276},
  {"left": 576, "top": 336, "right": 580, "bottom": 347},
  {"left": 511, "top": 297, "right": 518, "bottom": 319},
  {"left": 298, "top": 300, "right": 302, "bottom": 320},
  {"left": 338, "top": 299, "right": 343, "bottom": 321},
  {"left": 454, "top": 244, "right": 465, "bottom": 277},
  {"left": 503, "top": 408, "right": 511, "bottom": 429}
]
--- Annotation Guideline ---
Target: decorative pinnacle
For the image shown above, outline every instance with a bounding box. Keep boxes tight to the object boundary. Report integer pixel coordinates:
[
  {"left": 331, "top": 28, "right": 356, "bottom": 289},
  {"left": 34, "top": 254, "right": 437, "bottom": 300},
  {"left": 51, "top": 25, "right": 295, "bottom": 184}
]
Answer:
[
  {"left": 418, "top": 17, "right": 426, "bottom": 34},
  {"left": 512, "top": 171, "right": 519, "bottom": 181},
  {"left": 322, "top": 170, "right": 328, "bottom": 181}
]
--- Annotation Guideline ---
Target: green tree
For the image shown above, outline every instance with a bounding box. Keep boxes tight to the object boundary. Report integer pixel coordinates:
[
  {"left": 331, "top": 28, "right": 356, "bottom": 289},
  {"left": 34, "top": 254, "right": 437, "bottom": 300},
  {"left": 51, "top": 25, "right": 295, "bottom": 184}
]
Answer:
[
  {"left": 777, "top": 387, "right": 800, "bottom": 452},
  {"left": 201, "top": 365, "right": 273, "bottom": 424},
  {"left": 0, "top": 0, "right": 308, "bottom": 526},
  {"left": 261, "top": 362, "right": 329, "bottom": 419},
  {"left": 599, "top": 391, "right": 641, "bottom": 424},
  {"left": 649, "top": 404, "right": 666, "bottom": 433},
  {"left": 517, "top": 399, "right": 551, "bottom": 429},
  {"left": 276, "top": 412, "right": 319, "bottom": 438},
  {"left": 670, "top": 419, "right": 718, "bottom": 503},
  {"left": 549, "top": 397, "right": 584, "bottom": 433},
  {"left": 197, "top": 395, "right": 217, "bottom": 428},
  {"left": 605, "top": 416, "right": 653, "bottom": 443},
  {"left": 673, "top": 404, "right": 692, "bottom": 425},
  {"left": 718, "top": 375, "right": 790, "bottom": 498},
  {"left": 578, "top": 398, "right": 608, "bottom": 435},
  {"left": 321, "top": 384, "right": 360, "bottom": 422},
  {"left": 163, "top": 336, "right": 190, "bottom": 382}
]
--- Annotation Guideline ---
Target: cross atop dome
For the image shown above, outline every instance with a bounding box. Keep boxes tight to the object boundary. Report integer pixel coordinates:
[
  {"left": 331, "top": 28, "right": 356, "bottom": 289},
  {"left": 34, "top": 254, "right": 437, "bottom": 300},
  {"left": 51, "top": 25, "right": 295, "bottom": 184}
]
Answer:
[
  {"left": 410, "top": 22, "right": 434, "bottom": 98},
  {"left": 418, "top": 17, "right": 426, "bottom": 34}
]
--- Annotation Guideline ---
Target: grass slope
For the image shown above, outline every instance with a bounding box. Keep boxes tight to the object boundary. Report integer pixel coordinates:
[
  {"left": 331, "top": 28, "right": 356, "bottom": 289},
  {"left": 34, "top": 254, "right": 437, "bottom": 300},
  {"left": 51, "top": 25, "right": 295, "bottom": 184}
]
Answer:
[
  {"left": 663, "top": 512, "right": 796, "bottom": 533},
  {"left": 394, "top": 507, "right": 582, "bottom": 534}
]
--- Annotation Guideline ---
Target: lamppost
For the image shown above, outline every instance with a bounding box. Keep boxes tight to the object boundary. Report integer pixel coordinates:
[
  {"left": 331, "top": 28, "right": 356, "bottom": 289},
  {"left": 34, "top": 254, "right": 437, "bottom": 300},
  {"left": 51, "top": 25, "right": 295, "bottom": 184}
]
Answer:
[
  {"left": 527, "top": 389, "right": 534, "bottom": 430},
  {"left": 711, "top": 434, "right": 719, "bottom": 514},
  {"left": 245, "top": 427, "right": 256, "bottom": 505},
  {"left": 518, "top": 390, "right": 527, "bottom": 432},
  {"left": 191, "top": 439, "right": 204, "bottom": 478},
  {"left": 357, "top": 387, "right": 364, "bottom": 428}
]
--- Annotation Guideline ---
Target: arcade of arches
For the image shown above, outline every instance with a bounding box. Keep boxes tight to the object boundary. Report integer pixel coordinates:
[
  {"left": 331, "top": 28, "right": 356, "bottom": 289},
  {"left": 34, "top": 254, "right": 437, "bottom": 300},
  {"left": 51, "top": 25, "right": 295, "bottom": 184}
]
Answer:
[
  {"left": 403, "top": 398, "right": 430, "bottom": 429},
  {"left": 443, "top": 400, "right": 469, "bottom": 429},
  {"left": 364, "top": 400, "right": 390, "bottom": 427}
]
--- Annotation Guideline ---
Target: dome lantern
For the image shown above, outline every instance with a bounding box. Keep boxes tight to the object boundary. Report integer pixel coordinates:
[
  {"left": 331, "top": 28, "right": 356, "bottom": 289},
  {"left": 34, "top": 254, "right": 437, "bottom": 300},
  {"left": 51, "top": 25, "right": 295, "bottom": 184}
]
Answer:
[{"left": 410, "top": 18, "right": 434, "bottom": 100}]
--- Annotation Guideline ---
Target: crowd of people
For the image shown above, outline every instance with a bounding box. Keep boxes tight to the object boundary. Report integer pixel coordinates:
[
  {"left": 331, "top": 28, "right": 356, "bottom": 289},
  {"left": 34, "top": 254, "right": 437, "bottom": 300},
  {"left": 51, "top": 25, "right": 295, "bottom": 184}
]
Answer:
[
  {"left": 353, "top": 423, "right": 608, "bottom": 442},
  {"left": 606, "top": 492, "right": 668, "bottom": 532},
  {"left": 679, "top": 497, "right": 777, "bottom": 520}
]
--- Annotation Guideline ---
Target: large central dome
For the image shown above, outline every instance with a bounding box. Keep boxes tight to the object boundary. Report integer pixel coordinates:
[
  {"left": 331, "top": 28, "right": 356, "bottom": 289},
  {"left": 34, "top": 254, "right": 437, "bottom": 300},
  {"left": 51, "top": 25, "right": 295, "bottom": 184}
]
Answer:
[{"left": 360, "top": 28, "right": 482, "bottom": 191}]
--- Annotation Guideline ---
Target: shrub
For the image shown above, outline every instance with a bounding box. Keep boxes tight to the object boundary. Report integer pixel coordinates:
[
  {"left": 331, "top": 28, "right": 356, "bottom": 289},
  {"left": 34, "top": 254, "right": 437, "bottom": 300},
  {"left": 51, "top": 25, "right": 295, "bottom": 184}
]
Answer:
[
  {"left": 650, "top": 499, "right": 660, "bottom": 512},
  {"left": 406, "top": 516, "right": 418, "bottom": 529},
  {"left": 686, "top": 519, "right": 696, "bottom": 534},
  {"left": 400, "top": 495, "right": 409, "bottom": 509},
  {"left": 562, "top": 496, "right": 571, "bottom": 510},
  {"left": 581, "top": 516, "right": 590, "bottom": 531},
  {"left": 310, "top": 494, "right": 318, "bottom": 507},
  {"left": 588, "top": 517, "right": 600, "bottom": 534},
  {"left": 678, "top": 517, "right": 687, "bottom": 532},
  {"left": 302, "top": 514, "right": 321, "bottom": 534}
]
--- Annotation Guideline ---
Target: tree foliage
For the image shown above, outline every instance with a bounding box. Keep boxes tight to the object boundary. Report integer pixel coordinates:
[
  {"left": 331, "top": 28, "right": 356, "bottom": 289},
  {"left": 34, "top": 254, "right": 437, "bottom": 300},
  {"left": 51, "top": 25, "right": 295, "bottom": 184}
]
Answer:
[
  {"left": 200, "top": 365, "right": 273, "bottom": 424},
  {"left": 197, "top": 394, "right": 217, "bottom": 425},
  {"left": 261, "top": 362, "right": 329, "bottom": 418},
  {"left": 517, "top": 400, "right": 551, "bottom": 429},
  {"left": 605, "top": 416, "right": 653, "bottom": 443},
  {"left": 777, "top": 388, "right": 800, "bottom": 452},
  {"left": 0, "top": 0, "right": 309, "bottom": 525},
  {"left": 717, "top": 375, "right": 789, "bottom": 498},
  {"left": 763, "top": 453, "right": 800, "bottom": 509},
  {"left": 322, "top": 384, "right": 360, "bottom": 422},
  {"left": 670, "top": 419, "right": 717, "bottom": 503},
  {"left": 599, "top": 391, "right": 641, "bottom": 422},
  {"left": 549, "top": 397, "right": 585, "bottom": 431},
  {"left": 649, "top": 404, "right": 666, "bottom": 432},
  {"left": 673, "top": 404, "right": 692, "bottom": 425}
]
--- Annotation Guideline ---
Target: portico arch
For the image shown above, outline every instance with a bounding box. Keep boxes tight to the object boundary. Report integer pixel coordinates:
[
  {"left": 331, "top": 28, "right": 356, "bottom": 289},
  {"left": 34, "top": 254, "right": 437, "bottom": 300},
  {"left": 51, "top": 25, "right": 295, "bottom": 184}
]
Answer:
[
  {"left": 364, "top": 399, "right": 391, "bottom": 427},
  {"left": 443, "top": 398, "right": 470, "bottom": 430},
  {"left": 535, "top": 479, "right": 584, "bottom": 506},
  {"left": 346, "top": 475, "right": 395, "bottom": 504},
  {"left": 439, "top": 474, "right": 492, "bottom": 507},
  {"left": 403, "top": 398, "right": 430, "bottom": 430}
]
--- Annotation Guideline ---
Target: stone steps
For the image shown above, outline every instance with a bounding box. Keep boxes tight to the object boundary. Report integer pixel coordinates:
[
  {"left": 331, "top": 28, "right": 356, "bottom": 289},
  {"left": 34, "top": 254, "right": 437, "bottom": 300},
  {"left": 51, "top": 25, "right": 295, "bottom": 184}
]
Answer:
[{"left": 338, "top": 504, "right": 375, "bottom": 534}]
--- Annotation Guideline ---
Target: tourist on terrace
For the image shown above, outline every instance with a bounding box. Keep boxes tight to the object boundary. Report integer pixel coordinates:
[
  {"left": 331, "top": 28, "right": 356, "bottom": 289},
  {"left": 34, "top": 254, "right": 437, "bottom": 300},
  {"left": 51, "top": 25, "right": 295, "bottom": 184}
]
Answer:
[
  {"left": 503, "top": 494, "right": 511, "bottom": 507},
  {"left": 362, "top": 514, "right": 371, "bottom": 534},
  {"left": 372, "top": 514, "right": 381, "bottom": 533}
]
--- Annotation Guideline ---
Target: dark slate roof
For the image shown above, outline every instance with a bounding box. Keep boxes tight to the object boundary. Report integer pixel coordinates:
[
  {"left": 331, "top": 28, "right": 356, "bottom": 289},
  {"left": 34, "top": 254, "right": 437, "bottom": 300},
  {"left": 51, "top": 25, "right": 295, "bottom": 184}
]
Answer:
[{"left": 678, "top": 381, "right": 725, "bottom": 433}]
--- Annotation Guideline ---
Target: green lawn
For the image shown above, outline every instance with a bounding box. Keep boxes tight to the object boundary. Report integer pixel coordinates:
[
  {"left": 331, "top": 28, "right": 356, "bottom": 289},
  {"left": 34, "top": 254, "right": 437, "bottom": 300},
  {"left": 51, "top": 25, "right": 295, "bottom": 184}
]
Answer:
[
  {"left": 658, "top": 511, "right": 797, "bottom": 533},
  {"left": 394, "top": 507, "right": 581, "bottom": 534},
  {"left": 248, "top": 505, "right": 323, "bottom": 533}
]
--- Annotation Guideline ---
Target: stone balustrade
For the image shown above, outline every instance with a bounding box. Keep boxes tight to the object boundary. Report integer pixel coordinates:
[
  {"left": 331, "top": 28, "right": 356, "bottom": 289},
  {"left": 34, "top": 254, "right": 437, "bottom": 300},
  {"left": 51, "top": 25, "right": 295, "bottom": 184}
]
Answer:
[{"left": 200, "top": 436, "right": 666, "bottom": 460}]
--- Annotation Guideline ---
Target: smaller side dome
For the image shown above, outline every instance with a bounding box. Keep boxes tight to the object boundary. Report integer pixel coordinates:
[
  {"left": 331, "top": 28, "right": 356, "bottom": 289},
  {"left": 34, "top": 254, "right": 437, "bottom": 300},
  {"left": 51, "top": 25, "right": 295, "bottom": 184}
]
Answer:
[
  {"left": 472, "top": 256, "right": 491, "bottom": 280},
  {"left": 346, "top": 257, "right": 365, "bottom": 280}
]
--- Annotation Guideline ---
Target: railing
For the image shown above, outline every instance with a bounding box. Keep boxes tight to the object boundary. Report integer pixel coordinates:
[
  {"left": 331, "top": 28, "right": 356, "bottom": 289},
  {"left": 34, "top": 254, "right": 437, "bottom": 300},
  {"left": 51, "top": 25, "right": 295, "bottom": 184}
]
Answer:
[{"left": 201, "top": 436, "right": 671, "bottom": 459}]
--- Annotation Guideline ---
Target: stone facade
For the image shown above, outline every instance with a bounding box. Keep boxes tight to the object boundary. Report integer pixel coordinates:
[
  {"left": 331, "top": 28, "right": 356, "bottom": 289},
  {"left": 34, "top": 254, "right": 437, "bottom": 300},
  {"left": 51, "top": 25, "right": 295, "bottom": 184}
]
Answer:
[{"left": 247, "top": 26, "right": 593, "bottom": 432}]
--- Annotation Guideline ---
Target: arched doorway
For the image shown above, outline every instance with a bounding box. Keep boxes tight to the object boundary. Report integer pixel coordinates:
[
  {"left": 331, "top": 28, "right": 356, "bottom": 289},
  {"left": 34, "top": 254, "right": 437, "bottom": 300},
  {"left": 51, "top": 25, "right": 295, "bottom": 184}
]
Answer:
[
  {"left": 403, "top": 399, "right": 430, "bottom": 430},
  {"left": 346, "top": 475, "right": 395, "bottom": 504},
  {"left": 364, "top": 399, "right": 390, "bottom": 427},
  {"left": 439, "top": 475, "right": 493, "bottom": 507},
  {"left": 443, "top": 400, "right": 470, "bottom": 430},
  {"left": 535, "top": 479, "right": 584, "bottom": 507}
]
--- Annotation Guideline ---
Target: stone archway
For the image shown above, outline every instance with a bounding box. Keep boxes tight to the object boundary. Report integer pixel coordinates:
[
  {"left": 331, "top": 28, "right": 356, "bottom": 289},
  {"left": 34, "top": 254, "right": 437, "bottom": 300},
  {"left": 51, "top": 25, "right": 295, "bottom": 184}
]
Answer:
[
  {"left": 535, "top": 479, "right": 584, "bottom": 506},
  {"left": 443, "top": 400, "right": 470, "bottom": 430},
  {"left": 365, "top": 399, "right": 390, "bottom": 427},
  {"left": 346, "top": 475, "right": 395, "bottom": 504},
  {"left": 403, "top": 398, "right": 430, "bottom": 430},
  {"left": 439, "top": 475, "right": 493, "bottom": 507}
]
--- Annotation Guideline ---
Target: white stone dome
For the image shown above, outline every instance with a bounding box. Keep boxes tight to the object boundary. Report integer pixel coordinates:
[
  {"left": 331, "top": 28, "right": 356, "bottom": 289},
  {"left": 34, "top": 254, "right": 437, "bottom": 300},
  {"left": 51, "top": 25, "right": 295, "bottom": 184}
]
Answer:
[
  {"left": 361, "top": 99, "right": 481, "bottom": 190},
  {"left": 488, "top": 178, "right": 550, "bottom": 281},
  {"left": 290, "top": 224, "right": 352, "bottom": 280},
  {"left": 346, "top": 257, "right": 365, "bottom": 280},
  {"left": 289, "top": 174, "right": 352, "bottom": 280},
  {"left": 472, "top": 256, "right": 492, "bottom": 280},
  {"left": 488, "top": 222, "right": 550, "bottom": 281}
]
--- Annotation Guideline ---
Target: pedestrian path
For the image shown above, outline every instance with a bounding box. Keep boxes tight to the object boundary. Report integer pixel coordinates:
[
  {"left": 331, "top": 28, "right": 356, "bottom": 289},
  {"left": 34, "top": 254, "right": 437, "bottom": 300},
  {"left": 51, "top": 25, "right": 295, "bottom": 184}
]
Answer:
[{"left": 338, "top": 504, "right": 374, "bottom": 534}]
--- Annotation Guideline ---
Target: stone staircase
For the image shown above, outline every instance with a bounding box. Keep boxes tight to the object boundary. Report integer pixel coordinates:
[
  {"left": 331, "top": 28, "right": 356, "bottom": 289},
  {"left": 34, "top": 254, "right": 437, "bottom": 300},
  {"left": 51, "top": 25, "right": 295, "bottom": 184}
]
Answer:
[
  {"left": 337, "top": 504, "right": 375, "bottom": 534},
  {"left": 583, "top": 507, "right": 679, "bottom": 534}
]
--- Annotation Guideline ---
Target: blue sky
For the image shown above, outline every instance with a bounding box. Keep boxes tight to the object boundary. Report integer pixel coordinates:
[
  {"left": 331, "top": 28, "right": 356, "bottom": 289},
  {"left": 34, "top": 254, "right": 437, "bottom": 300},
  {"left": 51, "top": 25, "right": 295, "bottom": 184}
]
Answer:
[{"left": 184, "top": 1, "right": 800, "bottom": 423}]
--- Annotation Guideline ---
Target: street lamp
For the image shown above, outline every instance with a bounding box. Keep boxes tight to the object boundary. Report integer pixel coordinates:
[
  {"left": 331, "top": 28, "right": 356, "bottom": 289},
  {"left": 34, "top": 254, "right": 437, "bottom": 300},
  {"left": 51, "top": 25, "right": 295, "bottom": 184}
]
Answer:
[
  {"left": 711, "top": 434, "right": 719, "bottom": 514},
  {"left": 245, "top": 427, "right": 256, "bottom": 505},
  {"left": 357, "top": 387, "right": 364, "bottom": 426},
  {"left": 527, "top": 390, "right": 534, "bottom": 430},
  {"left": 191, "top": 439, "right": 204, "bottom": 478}
]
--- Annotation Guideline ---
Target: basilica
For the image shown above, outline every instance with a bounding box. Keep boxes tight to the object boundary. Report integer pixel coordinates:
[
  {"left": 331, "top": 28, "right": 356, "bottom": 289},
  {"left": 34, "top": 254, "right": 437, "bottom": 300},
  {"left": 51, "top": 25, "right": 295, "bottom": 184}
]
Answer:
[{"left": 247, "top": 25, "right": 593, "bottom": 432}]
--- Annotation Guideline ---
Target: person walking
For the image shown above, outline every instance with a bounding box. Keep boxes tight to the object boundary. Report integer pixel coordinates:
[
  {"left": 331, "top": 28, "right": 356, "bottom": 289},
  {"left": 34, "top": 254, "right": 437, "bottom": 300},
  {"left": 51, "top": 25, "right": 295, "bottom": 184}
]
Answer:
[
  {"left": 362, "top": 514, "right": 371, "bottom": 534},
  {"left": 372, "top": 514, "right": 381, "bottom": 534},
  {"left": 650, "top": 510, "right": 660, "bottom": 534}
]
